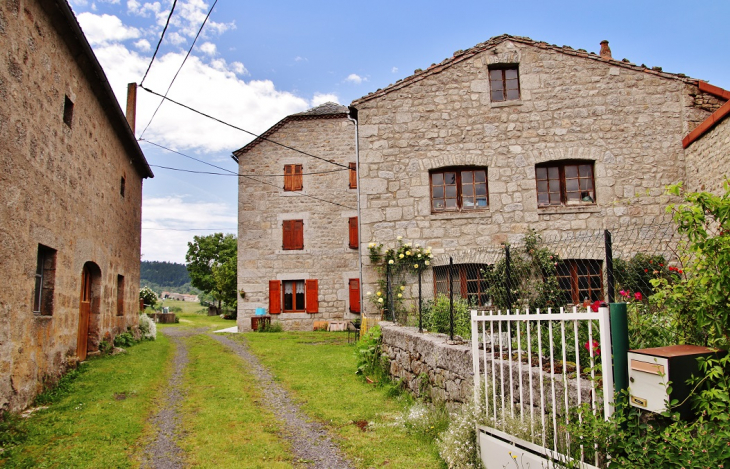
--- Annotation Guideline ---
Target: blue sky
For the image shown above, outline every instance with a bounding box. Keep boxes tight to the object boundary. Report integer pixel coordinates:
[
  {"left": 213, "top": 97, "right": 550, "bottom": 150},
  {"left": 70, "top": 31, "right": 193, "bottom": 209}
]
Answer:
[{"left": 68, "top": 0, "right": 730, "bottom": 262}]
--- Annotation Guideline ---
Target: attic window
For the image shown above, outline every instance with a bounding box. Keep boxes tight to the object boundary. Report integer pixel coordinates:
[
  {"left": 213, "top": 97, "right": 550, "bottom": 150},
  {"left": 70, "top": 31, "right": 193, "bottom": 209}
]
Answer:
[
  {"left": 489, "top": 65, "right": 520, "bottom": 102},
  {"left": 63, "top": 95, "right": 74, "bottom": 128}
]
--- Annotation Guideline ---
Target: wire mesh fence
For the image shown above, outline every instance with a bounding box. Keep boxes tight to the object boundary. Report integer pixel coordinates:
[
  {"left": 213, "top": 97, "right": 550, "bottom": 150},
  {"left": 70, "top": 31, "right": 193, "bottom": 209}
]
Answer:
[{"left": 382, "top": 222, "right": 688, "bottom": 340}]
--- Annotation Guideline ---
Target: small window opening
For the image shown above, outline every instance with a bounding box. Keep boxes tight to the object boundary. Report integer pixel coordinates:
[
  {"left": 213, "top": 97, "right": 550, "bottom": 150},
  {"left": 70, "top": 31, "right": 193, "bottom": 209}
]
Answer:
[
  {"left": 116, "top": 275, "right": 125, "bottom": 316},
  {"left": 120, "top": 176, "right": 126, "bottom": 197},
  {"left": 33, "top": 244, "right": 57, "bottom": 315},
  {"left": 63, "top": 95, "right": 74, "bottom": 128}
]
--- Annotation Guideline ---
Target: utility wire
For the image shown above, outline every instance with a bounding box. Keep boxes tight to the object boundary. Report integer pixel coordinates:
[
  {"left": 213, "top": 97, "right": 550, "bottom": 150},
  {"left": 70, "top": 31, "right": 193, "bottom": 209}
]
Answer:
[
  {"left": 139, "top": 85, "right": 351, "bottom": 170},
  {"left": 140, "top": 0, "right": 178, "bottom": 86},
  {"left": 142, "top": 227, "right": 236, "bottom": 231},
  {"left": 241, "top": 173, "right": 356, "bottom": 210},
  {"left": 141, "top": 139, "right": 237, "bottom": 174},
  {"left": 140, "top": 0, "right": 219, "bottom": 139},
  {"left": 150, "top": 164, "right": 348, "bottom": 177}
]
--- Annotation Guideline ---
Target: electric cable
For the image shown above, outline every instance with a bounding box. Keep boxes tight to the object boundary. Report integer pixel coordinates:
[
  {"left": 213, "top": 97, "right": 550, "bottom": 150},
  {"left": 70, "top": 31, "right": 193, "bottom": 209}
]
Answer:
[
  {"left": 140, "top": 0, "right": 178, "bottom": 86},
  {"left": 140, "top": 0, "right": 219, "bottom": 139},
  {"left": 142, "top": 227, "right": 237, "bottom": 231},
  {"left": 141, "top": 139, "right": 237, "bottom": 174}
]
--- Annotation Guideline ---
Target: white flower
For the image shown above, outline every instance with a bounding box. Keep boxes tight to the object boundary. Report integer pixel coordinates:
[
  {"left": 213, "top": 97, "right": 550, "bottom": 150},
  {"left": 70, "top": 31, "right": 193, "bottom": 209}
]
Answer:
[
  {"left": 425, "top": 261, "right": 430, "bottom": 266},
  {"left": 406, "top": 251, "right": 411, "bottom": 256},
  {"left": 415, "top": 243, "right": 420, "bottom": 248},
  {"left": 366, "top": 291, "right": 372, "bottom": 296},
  {"left": 378, "top": 298, "right": 384, "bottom": 303},
  {"left": 400, "top": 286, "right": 405, "bottom": 291},
  {"left": 405, "top": 243, "right": 411, "bottom": 247},
  {"left": 397, "top": 293, "right": 402, "bottom": 298},
  {"left": 397, "top": 236, "right": 403, "bottom": 240},
  {"left": 417, "top": 254, "right": 422, "bottom": 258},
  {"left": 427, "top": 246, "right": 432, "bottom": 250},
  {"left": 399, "top": 253, "right": 404, "bottom": 259},
  {"left": 413, "top": 264, "right": 419, "bottom": 268},
  {"left": 389, "top": 259, "right": 394, "bottom": 264},
  {"left": 368, "top": 242, "right": 375, "bottom": 248}
]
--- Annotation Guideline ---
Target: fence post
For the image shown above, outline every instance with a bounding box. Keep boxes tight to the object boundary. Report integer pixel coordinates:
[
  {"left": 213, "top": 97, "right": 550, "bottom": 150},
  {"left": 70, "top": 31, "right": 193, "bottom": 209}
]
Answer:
[
  {"left": 610, "top": 302, "right": 629, "bottom": 400},
  {"left": 386, "top": 261, "right": 392, "bottom": 321},
  {"left": 504, "top": 244, "right": 512, "bottom": 308},
  {"left": 605, "top": 229, "right": 615, "bottom": 303},
  {"left": 449, "top": 257, "right": 454, "bottom": 340},
  {"left": 418, "top": 267, "right": 423, "bottom": 333}
]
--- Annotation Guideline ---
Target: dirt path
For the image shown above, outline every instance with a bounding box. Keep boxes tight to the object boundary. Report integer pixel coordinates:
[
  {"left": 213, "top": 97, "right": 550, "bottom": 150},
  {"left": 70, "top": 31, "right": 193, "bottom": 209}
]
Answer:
[
  {"left": 209, "top": 333, "right": 354, "bottom": 469},
  {"left": 140, "top": 328, "right": 202, "bottom": 469}
]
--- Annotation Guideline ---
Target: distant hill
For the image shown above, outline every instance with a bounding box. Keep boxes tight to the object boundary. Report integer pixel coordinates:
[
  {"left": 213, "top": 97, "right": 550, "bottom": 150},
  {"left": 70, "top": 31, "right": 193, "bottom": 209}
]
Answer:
[{"left": 140, "top": 261, "right": 199, "bottom": 295}]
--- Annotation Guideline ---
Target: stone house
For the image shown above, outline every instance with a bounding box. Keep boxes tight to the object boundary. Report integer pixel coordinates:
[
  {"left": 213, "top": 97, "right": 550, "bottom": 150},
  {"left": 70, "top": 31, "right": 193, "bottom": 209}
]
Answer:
[
  {"left": 0, "top": 0, "right": 153, "bottom": 411},
  {"left": 234, "top": 103, "right": 359, "bottom": 331},
  {"left": 350, "top": 35, "right": 728, "bottom": 315}
]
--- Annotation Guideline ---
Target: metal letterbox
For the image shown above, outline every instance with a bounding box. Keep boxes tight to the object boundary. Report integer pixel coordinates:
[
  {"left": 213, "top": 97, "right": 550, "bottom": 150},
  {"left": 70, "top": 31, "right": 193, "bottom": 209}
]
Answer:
[{"left": 628, "top": 345, "right": 723, "bottom": 419}]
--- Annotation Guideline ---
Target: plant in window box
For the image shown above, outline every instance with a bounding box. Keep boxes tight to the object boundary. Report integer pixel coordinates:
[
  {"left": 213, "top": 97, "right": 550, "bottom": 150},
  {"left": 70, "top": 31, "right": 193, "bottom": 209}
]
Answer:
[{"left": 238, "top": 289, "right": 246, "bottom": 299}]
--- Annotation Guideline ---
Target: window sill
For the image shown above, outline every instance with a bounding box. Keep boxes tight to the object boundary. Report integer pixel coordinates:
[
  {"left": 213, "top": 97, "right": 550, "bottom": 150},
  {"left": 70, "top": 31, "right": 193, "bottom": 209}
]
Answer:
[
  {"left": 490, "top": 100, "right": 522, "bottom": 108},
  {"left": 280, "top": 191, "right": 307, "bottom": 197},
  {"left": 538, "top": 205, "right": 601, "bottom": 215},
  {"left": 430, "top": 210, "right": 491, "bottom": 220},
  {"left": 33, "top": 314, "right": 53, "bottom": 320},
  {"left": 277, "top": 249, "right": 310, "bottom": 255}
]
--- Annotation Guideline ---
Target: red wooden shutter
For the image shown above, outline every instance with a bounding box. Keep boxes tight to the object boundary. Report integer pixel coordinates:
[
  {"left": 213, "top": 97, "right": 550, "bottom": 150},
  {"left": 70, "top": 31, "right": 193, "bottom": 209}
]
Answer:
[
  {"left": 293, "top": 220, "right": 304, "bottom": 250},
  {"left": 269, "top": 280, "right": 282, "bottom": 314},
  {"left": 284, "top": 165, "right": 293, "bottom": 191},
  {"left": 349, "top": 278, "right": 360, "bottom": 313},
  {"left": 305, "top": 279, "right": 318, "bottom": 313},
  {"left": 348, "top": 217, "right": 358, "bottom": 249},
  {"left": 293, "top": 164, "right": 303, "bottom": 191},
  {"left": 283, "top": 220, "right": 292, "bottom": 249},
  {"left": 349, "top": 162, "right": 357, "bottom": 189}
]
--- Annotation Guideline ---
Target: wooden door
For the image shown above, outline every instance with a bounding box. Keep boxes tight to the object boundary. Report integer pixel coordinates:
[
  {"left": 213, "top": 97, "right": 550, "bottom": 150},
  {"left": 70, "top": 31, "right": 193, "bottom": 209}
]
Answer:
[{"left": 77, "top": 266, "right": 92, "bottom": 361}]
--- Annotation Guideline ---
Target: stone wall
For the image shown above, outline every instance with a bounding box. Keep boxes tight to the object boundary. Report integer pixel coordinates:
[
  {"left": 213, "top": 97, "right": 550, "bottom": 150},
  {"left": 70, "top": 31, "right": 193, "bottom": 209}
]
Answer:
[
  {"left": 0, "top": 0, "right": 148, "bottom": 411},
  {"left": 352, "top": 38, "right": 718, "bottom": 316},
  {"left": 685, "top": 116, "right": 730, "bottom": 194},
  {"left": 236, "top": 113, "right": 359, "bottom": 331}
]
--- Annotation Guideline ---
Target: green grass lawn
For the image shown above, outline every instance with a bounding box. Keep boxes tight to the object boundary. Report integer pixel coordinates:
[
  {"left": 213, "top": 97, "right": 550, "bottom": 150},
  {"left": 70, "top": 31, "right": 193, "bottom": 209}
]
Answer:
[
  {"left": 237, "top": 331, "right": 446, "bottom": 469},
  {"left": 158, "top": 298, "right": 207, "bottom": 315},
  {"left": 179, "top": 334, "right": 292, "bottom": 468},
  {"left": 0, "top": 336, "right": 173, "bottom": 468}
]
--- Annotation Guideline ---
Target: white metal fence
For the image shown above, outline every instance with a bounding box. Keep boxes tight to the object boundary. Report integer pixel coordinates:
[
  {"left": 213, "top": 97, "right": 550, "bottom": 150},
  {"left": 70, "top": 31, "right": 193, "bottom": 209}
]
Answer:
[{"left": 471, "top": 306, "right": 613, "bottom": 467}]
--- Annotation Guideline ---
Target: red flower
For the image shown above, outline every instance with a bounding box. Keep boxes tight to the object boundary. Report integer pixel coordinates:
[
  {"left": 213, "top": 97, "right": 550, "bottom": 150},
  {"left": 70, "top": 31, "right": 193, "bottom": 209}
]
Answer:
[
  {"left": 644, "top": 269, "right": 648, "bottom": 273},
  {"left": 679, "top": 269, "right": 683, "bottom": 274},
  {"left": 591, "top": 300, "right": 601, "bottom": 312},
  {"left": 584, "top": 340, "right": 600, "bottom": 356},
  {"left": 634, "top": 292, "right": 643, "bottom": 301}
]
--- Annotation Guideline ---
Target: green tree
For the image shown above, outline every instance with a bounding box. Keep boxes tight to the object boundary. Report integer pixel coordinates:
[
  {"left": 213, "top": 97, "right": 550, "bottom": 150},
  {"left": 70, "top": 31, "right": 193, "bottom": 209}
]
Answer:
[{"left": 185, "top": 233, "right": 237, "bottom": 312}]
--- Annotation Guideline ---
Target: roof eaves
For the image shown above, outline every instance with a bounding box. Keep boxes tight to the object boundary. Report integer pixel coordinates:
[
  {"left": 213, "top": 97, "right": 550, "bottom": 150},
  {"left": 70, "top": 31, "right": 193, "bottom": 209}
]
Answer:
[
  {"left": 682, "top": 82, "right": 730, "bottom": 148},
  {"left": 43, "top": 0, "right": 153, "bottom": 179}
]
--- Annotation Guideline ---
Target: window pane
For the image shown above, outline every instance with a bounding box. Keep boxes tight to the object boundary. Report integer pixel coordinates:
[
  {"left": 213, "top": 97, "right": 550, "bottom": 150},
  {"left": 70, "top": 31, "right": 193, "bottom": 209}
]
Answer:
[
  {"left": 433, "top": 186, "right": 444, "bottom": 198},
  {"left": 433, "top": 200, "right": 444, "bottom": 210},
  {"left": 432, "top": 173, "right": 443, "bottom": 185},
  {"left": 566, "top": 179, "right": 579, "bottom": 192},
  {"left": 296, "top": 281, "right": 305, "bottom": 310},
  {"left": 538, "top": 192, "right": 548, "bottom": 204},
  {"left": 445, "top": 172, "right": 456, "bottom": 184},
  {"left": 475, "top": 183, "right": 487, "bottom": 196},
  {"left": 536, "top": 167, "right": 547, "bottom": 179},
  {"left": 462, "top": 171, "right": 473, "bottom": 184},
  {"left": 506, "top": 89, "right": 520, "bottom": 100},
  {"left": 580, "top": 179, "right": 592, "bottom": 191},
  {"left": 476, "top": 197, "right": 488, "bottom": 207},
  {"left": 549, "top": 193, "right": 561, "bottom": 204},
  {"left": 475, "top": 170, "right": 486, "bottom": 183},
  {"left": 445, "top": 199, "right": 457, "bottom": 208},
  {"left": 567, "top": 192, "right": 580, "bottom": 201},
  {"left": 463, "top": 196, "right": 474, "bottom": 208},
  {"left": 537, "top": 181, "right": 548, "bottom": 193},
  {"left": 462, "top": 185, "right": 473, "bottom": 196},
  {"left": 579, "top": 164, "right": 592, "bottom": 177},
  {"left": 491, "top": 90, "right": 504, "bottom": 101},
  {"left": 548, "top": 167, "right": 559, "bottom": 179},
  {"left": 491, "top": 79, "right": 504, "bottom": 90},
  {"left": 506, "top": 78, "right": 519, "bottom": 90},
  {"left": 565, "top": 165, "right": 578, "bottom": 178},
  {"left": 490, "top": 69, "right": 503, "bottom": 80},
  {"left": 445, "top": 185, "right": 457, "bottom": 198},
  {"left": 505, "top": 69, "right": 518, "bottom": 79}
]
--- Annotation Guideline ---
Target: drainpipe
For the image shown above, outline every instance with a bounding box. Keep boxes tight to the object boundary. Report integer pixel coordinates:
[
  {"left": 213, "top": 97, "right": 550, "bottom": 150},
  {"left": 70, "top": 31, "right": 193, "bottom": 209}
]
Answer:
[{"left": 347, "top": 106, "right": 364, "bottom": 324}]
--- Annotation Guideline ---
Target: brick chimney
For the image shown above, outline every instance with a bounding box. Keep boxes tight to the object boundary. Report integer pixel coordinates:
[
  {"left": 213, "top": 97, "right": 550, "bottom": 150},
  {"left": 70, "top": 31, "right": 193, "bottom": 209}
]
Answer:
[{"left": 600, "top": 40, "right": 612, "bottom": 60}]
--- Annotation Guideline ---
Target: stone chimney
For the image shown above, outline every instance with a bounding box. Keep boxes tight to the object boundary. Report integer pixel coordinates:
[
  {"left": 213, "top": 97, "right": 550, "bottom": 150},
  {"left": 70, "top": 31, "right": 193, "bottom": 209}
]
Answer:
[{"left": 600, "top": 40, "right": 612, "bottom": 60}]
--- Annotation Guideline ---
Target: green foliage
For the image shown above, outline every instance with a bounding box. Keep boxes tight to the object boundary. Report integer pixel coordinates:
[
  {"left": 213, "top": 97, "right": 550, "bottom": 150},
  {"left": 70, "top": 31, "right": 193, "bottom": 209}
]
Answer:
[
  {"left": 186, "top": 233, "right": 238, "bottom": 310},
  {"left": 355, "top": 325, "right": 389, "bottom": 383},
  {"left": 138, "top": 312, "right": 157, "bottom": 340},
  {"left": 140, "top": 260, "right": 192, "bottom": 289},
  {"left": 139, "top": 286, "right": 158, "bottom": 308},
  {"left": 113, "top": 331, "right": 136, "bottom": 348},
  {"left": 258, "top": 321, "right": 283, "bottom": 333},
  {"left": 614, "top": 253, "right": 673, "bottom": 298},
  {"left": 0, "top": 412, "right": 28, "bottom": 450},
  {"left": 651, "top": 182, "right": 730, "bottom": 348},
  {"left": 691, "top": 353, "right": 730, "bottom": 421},
  {"left": 626, "top": 299, "right": 677, "bottom": 350},
  {"left": 32, "top": 363, "right": 88, "bottom": 406},
  {"left": 99, "top": 339, "right": 113, "bottom": 355},
  {"left": 421, "top": 294, "right": 471, "bottom": 338},
  {"left": 436, "top": 400, "right": 484, "bottom": 469}
]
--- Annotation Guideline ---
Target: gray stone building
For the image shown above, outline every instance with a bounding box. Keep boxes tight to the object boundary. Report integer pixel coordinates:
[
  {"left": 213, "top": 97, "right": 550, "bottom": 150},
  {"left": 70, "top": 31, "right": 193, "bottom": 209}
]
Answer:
[
  {"left": 0, "top": 0, "right": 153, "bottom": 411},
  {"left": 350, "top": 35, "right": 728, "bottom": 316},
  {"left": 234, "top": 103, "right": 359, "bottom": 331}
]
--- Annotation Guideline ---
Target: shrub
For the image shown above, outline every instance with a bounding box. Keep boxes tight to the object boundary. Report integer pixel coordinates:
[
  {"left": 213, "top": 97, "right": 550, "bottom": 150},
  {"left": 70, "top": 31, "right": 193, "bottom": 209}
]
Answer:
[
  {"left": 113, "top": 331, "right": 136, "bottom": 348},
  {"left": 138, "top": 313, "right": 157, "bottom": 340},
  {"left": 355, "top": 325, "right": 389, "bottom": 384},
  {"left": 436, "top": 400, "right": 483, "bottom": 469},
  {"left": 139, "top": 286, "right": 158, "bottom": 308},
  {"left": 421, "top": 294, "right": 471, "bottom": 338},
  {"left": 99, "top": 340, "right": 113, "bottom": 355},
  {"left": 258, "top": 321, "right": 283, "bottom": 333}
]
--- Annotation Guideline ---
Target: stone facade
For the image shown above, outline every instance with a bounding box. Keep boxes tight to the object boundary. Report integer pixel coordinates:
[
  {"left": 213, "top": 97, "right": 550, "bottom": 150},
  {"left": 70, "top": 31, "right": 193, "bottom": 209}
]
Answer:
[
  {"left": 0, "top": 0, "right": 152, "bottom": 411},
  {"left": 235, "top": 104, "right": 359, "bottom": 331},
  {"left": 685, "top": 110, "right": 730, "bottom": 194},
  {"left": 351, "top": 35, "right": 725, "bottom": 315}
]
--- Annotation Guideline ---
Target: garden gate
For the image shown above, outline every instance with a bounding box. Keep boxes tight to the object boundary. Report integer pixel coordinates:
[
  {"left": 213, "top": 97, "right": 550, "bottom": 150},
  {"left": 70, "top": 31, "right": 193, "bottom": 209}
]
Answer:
[{"left": 470, "top": 306, "right": 613, "bottom": 468}]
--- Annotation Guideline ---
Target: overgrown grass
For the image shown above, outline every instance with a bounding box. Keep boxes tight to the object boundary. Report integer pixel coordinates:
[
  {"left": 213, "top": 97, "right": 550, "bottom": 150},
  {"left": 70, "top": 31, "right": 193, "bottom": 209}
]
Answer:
[
  {"left": 161, "top": 310, "right": 232, "bottom": 331},
  {"left": 178, "top": 335, "right": 292, "bottom": 467},
  {"left": 0, "top": 336, "right": 173, "bottom": 468},
  {"left": 236, "top": 331, "right": 446, "bottom": 468}
]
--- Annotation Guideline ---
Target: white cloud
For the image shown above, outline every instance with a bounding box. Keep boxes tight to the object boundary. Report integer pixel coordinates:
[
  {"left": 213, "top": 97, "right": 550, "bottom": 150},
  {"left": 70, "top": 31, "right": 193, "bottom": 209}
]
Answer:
[
  {"left": 230, "top": 61, "right": 249, "bottom": 76},
  {"left": 311, "top": 93, "right": 339, "bottom": 107},
  {"left": 77, "top": 12, "right": 141, "bottom": 45},
  {"left": 127, "top": 0, "right": 161, "bottom": 17},
  {"left": 294, "top": 56, "right": 307, "bottom": 62},
  {"left": 166, "top": 31, "right": 187, "bottom": 45},
  {"left": 141, "top": 196, "right": 237, "bottom": 262},
  {"left": 134, "top": 39, "right": 152, "bottom": 51},
  {"left": 345, "top": 73, "right": 366, "bottom": 84},
  {"left": 198, "top": 41, "right": 217, "bottom": 56},
  {"left": 392, "top": 67, "right": 398, "bottom": 73},
  {"left": 93, "top": 43, "right": 309, "bottom": 153}
]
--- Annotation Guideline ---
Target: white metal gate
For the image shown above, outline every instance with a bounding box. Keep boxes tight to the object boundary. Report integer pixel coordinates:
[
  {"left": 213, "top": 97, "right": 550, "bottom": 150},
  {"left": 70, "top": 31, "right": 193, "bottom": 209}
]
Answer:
[{"left": 471, "top": 306, "right": 613, "bottom": 467}]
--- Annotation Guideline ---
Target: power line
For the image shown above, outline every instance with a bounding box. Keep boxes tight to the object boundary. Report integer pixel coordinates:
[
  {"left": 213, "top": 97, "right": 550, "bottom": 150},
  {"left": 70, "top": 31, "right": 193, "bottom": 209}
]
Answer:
[
  {"left": 140, "top": 0, "right": 219, "bottom": 139},
  {"left": 140, "top": 0, "right": 178, "bottom": 86},
  {"left": 241, "top": 173, "right": 356, "bottom": 210},
  {"left": 142, "top": 227, "right": 236, "bottom": 231},
  {"left": 138, "top": 85, "right": 351, "bottom": 170},
  {"left": 141, "top": 139, "right": 237, "bottom": 174}
]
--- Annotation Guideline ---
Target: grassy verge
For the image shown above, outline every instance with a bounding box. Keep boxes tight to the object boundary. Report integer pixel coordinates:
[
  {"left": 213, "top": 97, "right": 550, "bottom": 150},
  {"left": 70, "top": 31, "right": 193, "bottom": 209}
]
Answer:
[
  {"left": 178, "top": 334, "right": 292, "bottom": 468},
  {"left": 0, "top": 336, "right": 172, "bottom": 468},
  {"left": 236, "top": 331, "right": 446, "bottom": 468}
]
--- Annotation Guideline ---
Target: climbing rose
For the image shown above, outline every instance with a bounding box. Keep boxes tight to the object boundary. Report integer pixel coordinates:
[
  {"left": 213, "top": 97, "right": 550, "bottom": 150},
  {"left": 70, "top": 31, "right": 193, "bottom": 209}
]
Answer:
[
  {"left": 584, "top": 340, "right": 600, "bottom": 356},
  {"left": 634, "top": 292, "right": 643, "bottom": 301}
]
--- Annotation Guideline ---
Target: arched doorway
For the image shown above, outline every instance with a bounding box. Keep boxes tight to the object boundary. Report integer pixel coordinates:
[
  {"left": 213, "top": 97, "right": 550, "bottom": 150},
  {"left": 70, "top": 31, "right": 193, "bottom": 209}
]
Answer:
[{"left": 78, "top": 262, "right": 101, "bottom": 361}]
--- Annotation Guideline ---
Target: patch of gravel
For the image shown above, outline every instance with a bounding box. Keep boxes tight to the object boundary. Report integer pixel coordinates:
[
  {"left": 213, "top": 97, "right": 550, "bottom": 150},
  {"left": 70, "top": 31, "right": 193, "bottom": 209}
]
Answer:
[
  {"left": 209, "top": 333, "right": 354, "bottom": 469},
  {"left": 140, "top": 328, "right": 203, "bottom": 469}
]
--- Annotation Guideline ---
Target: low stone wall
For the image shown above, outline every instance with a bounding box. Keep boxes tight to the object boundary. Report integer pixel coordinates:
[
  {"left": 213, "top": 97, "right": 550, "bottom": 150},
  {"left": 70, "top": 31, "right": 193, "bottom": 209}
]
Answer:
[{"left": 380, "top": 322, "right": 473, "bottom": 404}]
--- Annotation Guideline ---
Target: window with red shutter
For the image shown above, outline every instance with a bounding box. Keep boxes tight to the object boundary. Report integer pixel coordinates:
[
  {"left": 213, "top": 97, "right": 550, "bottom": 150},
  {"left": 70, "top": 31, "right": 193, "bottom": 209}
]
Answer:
[
  {"left": 305, "top": 279, "right": 318, "bottom": 313},
  {"left": 349, "top": 278, "right": 360, "bottom": 313},
  {"left": 349, "top": 162, "right": 357, "bottom": 189},
  {"left": 348, "top": 217, "right": 358, "bottom": 249},
  {"left": 283, "top": 220, "right": 304, "bottom": 250},
  {"left": 269, "top": 280, "right": 282, "bottom": 314},
  {"left": 284, "top": 164, "right": 303, "bottom": 191}
]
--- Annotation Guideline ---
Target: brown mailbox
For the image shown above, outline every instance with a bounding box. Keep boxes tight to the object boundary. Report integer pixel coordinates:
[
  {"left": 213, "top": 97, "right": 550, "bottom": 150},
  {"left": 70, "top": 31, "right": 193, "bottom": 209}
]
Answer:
[{"left": 628, "top": 345, "right": 724, "bottom": 420}]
